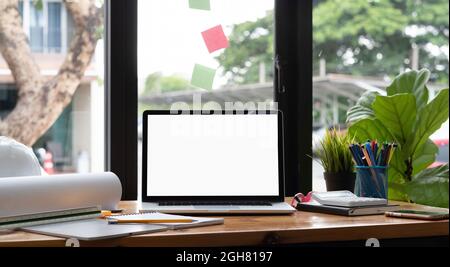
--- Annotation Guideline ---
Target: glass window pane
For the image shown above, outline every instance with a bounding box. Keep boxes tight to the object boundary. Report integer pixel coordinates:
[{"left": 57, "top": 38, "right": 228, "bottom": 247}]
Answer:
[
  {"left": 0, "top": 0, "right": 105, "bottom": 175},
  {"left": 30, "top": 2, "right": 44, "bottom": 53},
  {"left": 18, "top": 1, "right": 23, "bottom": 17},
  {"left": 138, "top": 0, "right": 274, "bottom": 112},
  {"left": 312, "top": 0, "right": 449, "bottom": 191},
  {"left": 47, "top": 2, "right": 62, "bottom": 53}
]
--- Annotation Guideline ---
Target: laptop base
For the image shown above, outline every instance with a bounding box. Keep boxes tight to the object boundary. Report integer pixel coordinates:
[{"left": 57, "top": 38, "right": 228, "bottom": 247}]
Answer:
[{"left": 139, "top": 202, "right": 295, "bottom": 215}]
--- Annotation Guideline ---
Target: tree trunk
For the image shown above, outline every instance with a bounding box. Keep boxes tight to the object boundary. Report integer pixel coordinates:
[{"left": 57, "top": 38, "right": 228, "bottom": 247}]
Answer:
[{"left": 0, "top": 0, "right": 102, "bottom": 147}]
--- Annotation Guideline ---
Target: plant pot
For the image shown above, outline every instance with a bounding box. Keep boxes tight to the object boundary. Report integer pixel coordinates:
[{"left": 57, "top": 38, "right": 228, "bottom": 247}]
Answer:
[{"left": 324, "top": 172, "right": 356, "bottom": 192}]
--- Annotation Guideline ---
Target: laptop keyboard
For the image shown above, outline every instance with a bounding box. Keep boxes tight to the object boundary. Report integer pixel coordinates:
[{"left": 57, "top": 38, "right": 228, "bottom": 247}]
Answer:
[{"left": 158, "top": 201, "right": 273, "bottom": 206}]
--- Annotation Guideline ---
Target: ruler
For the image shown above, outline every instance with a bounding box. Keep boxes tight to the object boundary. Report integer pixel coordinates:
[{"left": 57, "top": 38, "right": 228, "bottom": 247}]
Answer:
[{"left": 0, "top": 207, "right": 101, "bottom": 230}]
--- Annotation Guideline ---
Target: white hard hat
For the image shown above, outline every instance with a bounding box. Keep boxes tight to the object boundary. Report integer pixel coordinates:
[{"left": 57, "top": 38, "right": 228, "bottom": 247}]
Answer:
[{"left": 0, "top": 136, "right": 42, "bottom": 178}]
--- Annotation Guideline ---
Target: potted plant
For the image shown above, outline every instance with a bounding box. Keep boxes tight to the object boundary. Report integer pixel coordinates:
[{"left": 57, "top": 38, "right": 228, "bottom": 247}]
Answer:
[
  {"left": 346, "top": 69, "right": 449, "bottom": 208},
  {"left": 316, "top": 128, "right": 355, "bottom": 192}
]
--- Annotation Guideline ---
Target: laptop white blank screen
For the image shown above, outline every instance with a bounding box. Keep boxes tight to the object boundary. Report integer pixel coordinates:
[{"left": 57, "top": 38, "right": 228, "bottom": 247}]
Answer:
[{"left": 146, "top": 114, "right": 279, "bottom": 196}]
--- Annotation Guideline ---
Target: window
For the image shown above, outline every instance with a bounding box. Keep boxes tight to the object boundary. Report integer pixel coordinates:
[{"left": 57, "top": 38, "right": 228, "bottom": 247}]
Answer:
[
  {"left": 312, "top": 0, "right": 449, "bottom": 191},
  {"left": 19, "top": 0, "right": 71, "bottom": 53},
  {"left": 109, "top": 0, "right": 311, "bottom": 199},
  {"left": 0, "top": 0, "right": 105, "bottom": 175},
  {"left": 29, "top": 1, "right": 44, "bottom": 52},
  {"left": 137, "top": 0, "right": 275, "bottom": 199},
  {"left": 138, "top": 0, "right": 274, "bottom": 113},
  {"left": 47, "top": 2, "right": 62, "bottom": 53}
]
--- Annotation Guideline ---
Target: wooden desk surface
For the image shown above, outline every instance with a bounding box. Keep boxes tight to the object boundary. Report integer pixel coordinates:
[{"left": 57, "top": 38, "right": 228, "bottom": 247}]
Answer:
[{"left": 0, "top": 199, "right": 448, "bottom": 247}]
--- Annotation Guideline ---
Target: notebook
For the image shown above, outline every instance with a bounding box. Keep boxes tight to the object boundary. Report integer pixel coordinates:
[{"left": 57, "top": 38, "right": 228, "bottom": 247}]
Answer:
[
  {"left": 107, "top": 212, "right": 224, "bottom": 229},
  {"left": 296, "top": 201, "right": 400, "bottom": 216}
]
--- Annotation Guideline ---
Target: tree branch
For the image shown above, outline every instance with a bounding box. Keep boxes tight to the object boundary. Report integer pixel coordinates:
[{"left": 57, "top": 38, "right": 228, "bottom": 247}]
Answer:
[
  {"left": 52, "top": 0, "right": 102, "bottom": 105},
  {"left": 0, "top": 0, "right": 43, "bottom": 94}
]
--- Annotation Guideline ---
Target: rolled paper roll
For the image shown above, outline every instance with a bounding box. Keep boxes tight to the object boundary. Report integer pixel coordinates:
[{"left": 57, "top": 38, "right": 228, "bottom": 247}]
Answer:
[{"left": 0, "top": 172, "right": 122, "bottom": 217}]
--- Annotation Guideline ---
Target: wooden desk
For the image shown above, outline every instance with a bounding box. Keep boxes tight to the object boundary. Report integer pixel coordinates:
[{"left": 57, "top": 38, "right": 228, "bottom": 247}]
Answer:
[{"left": 0, "top": 199, "right": 448, "bottom": 247}]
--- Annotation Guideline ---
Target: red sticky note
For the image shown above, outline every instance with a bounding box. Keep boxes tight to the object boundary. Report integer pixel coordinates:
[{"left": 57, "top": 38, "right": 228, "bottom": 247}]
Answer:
[{"left": 201, "top": 25, "right": 229, "bottom": 53}]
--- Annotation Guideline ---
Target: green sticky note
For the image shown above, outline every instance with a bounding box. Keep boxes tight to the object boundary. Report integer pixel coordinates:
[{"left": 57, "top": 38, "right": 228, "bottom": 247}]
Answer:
[
  {"left": 189, "top": 0, "right": 210, "bottom": 11},
  {"left": 191, "top": 64, "right": 216, "bottom": 90}
]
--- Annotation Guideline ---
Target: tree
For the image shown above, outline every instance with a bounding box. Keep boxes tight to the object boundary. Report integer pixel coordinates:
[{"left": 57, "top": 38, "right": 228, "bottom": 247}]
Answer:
[
  {"left": 0, "top": 0, "right": 102, "bottom": 146},
  {"left": 216, "top": 11, "right": 273, "bottom": 85},
  {"left": 216, "top": 0, "right": 449, "bottom": 84},
  {"left": 313, "top": 0, "right": 449, "bottom": 82},
  {"left": 143, "top": 72, "right": 192, "bottom": 94}
]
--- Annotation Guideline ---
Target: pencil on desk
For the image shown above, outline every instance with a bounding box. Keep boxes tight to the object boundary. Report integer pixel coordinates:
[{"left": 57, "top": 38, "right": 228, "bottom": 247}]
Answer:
[{"left": 107, "top": 219, "right": 195, "bottom": 224}]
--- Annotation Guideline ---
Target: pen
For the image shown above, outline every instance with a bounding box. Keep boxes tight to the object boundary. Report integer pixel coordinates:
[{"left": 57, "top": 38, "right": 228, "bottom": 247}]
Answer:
[
  {"left": 349, "top": 145, "right": 363, "bottom": 166},
  {"left": 382, "top": 143, "right": 388, "bottom": 166},
  {"left": 377, "top": 147, "right": 383, "bottom": 166},
  {"left": 387, "top": 143, "right": 397, "bottom": 164},
  {"left": 107, "top": 219, "right": 195, "bottom": 224}
]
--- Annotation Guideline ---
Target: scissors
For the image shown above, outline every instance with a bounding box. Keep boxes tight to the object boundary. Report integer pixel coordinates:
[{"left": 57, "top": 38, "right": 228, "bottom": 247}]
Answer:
[{"left": 290, "top": 191, "right": 313, "bottom": 208}]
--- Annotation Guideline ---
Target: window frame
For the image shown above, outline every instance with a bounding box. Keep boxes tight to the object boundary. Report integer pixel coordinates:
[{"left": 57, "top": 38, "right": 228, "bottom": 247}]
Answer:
[
  {"left": 106, "top": 0, "right": 312, "bottom": 200},
  {"left": 275, "top": 1, "right": 313, "bottom": 195},
  {"left": 105, "top": 0, "right": 138, "bottom": 200}
]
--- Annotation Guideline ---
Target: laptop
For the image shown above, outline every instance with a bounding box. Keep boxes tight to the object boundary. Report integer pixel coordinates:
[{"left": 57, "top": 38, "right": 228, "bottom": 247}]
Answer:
[{"left": 140, "top": 110, "right": 295, "bottom": 214}]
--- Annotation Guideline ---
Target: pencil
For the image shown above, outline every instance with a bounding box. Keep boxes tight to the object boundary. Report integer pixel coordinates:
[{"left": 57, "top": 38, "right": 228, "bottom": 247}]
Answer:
[
  {"left": 387, "top": 143, "right": 397, "bottom": 164},
  {"left": 107, "top": 219, "right": 195, "bottom": 224},
  {"left": 361, "top": 145, "right": 373, "bottom": 166},
  {"left": 360, "top": 145, "right": 381, "bottom": 191}
]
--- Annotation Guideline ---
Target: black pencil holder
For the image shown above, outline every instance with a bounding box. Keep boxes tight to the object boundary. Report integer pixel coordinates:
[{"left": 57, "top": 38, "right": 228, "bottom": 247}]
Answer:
[{"left": 355, "top": 166, "right": 388, "bottom": 199}]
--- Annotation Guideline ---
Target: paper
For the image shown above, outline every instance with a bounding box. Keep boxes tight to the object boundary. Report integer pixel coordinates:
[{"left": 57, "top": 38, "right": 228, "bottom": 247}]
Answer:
[
  {"left": 201, "top": 25, "right": 229, "bottom": 53},
  {"left": 189, "top": 0, "right": 211, "bottom": 10},
  {"left": 191, "top": 64, "right": 216, "bottom": 90},
  {"left": 0, "top": 172, "right": 122, "bottom": 218}
]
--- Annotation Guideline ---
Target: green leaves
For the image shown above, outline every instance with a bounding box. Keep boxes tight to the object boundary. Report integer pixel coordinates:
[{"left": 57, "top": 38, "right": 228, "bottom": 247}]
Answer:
[
  {"left": 346, "top": 91, "right": 379, "bottom": 124},
  {"left": 143, "top": 72, "right": 192, "bottom": 94},
  {"left": 409, "top": 89, "right": 449, "bottom": 157},
  {"left": 32, "top": 0, "right": 44, "bottom": 10},
  {"left": 316, "top": 128, "right": 354, "bottom": 173},
  {"left": 386, "top": 69, "right": 430, "bottom": 112},
  {"left": 217, "top": 0, "right": 449, "bottom": 85},
  {"left": 406, "top": 165, "right": 449, "bottom": 208},
  {"left": 215, "top": 11, "right": 274, "bottom": 84},
  {"left": 372, "top": 94, "right": 416, "bottom": 144},
  {"left": 412, "top": 140, "right": 439, "bottom": 176},
  {"left": 347, "top": 69, "right": 449, "bottom": 207},
  {"left": 348, "top": 118, "right": 395, "bottom": 142}
]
